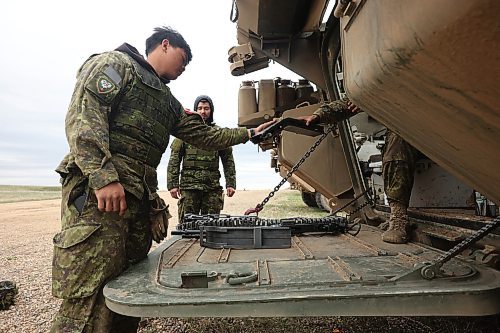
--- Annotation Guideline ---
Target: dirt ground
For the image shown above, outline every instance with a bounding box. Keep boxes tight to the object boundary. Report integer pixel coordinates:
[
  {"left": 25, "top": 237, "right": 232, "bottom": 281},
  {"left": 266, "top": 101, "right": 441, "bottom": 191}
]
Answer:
[
  {"left": 0, "top": 190, "right": 271, "bottom": 332},
  {"left": 1, "top": 190, "right": 499, "bottom": 333}
]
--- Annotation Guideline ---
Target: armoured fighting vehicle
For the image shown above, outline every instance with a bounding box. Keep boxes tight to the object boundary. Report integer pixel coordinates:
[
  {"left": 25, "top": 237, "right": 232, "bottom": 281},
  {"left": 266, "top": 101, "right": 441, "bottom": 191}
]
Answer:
[{"left": 104, "top": 0, "right": 500, "bottom": 317}]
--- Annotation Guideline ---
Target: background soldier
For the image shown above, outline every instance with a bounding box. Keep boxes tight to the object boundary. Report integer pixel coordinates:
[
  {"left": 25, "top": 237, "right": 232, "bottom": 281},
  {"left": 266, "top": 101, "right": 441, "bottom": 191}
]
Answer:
[
  {"left": 381, "top": 129, "right": 423, "bottom": 243},
  {"left": 298, "top": 100, "right": 419, "bottom": 244},
  {"left": 167, "top": 95, "right": 236, "bottom": 223},
  {"left": 51, "top": 26, "right": 272, "bottom": 333}
]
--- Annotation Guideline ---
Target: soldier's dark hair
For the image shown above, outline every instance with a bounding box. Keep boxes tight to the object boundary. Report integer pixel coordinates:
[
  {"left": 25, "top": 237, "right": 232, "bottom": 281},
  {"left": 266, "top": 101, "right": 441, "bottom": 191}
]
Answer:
[{"left": 145, "top": 26, "right": 193, "bottom": 63}]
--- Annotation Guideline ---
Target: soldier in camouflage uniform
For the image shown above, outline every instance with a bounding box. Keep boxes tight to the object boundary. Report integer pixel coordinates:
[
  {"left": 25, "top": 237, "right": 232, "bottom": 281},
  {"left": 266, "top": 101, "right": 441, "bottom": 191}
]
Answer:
[
  {"left": 167, "top": 95, "right": 237, "bottom": 223},
  {"left": 51, "top": 27, "right": 272, "bottom": 333},
  {"left": 298, "top": 99, "right": 421, "bottom": 244},
  {"left": 381, "top": 129, "right": 423, "bottom": 243}
]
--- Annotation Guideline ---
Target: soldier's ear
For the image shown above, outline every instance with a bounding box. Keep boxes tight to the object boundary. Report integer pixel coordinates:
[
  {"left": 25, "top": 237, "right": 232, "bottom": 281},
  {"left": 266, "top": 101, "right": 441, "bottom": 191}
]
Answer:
[{"left": 162, "top": 39, "right": 170, "bottom": 52}]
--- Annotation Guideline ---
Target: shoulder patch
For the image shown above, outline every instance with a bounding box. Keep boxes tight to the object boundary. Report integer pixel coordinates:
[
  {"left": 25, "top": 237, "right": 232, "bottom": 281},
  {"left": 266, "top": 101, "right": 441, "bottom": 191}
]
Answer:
[
  {"left": 103, "top": 65, "right": 122, "bottom": 86},
  {"left": 96, "top": 76, "right": 116, "bottom": 94}
]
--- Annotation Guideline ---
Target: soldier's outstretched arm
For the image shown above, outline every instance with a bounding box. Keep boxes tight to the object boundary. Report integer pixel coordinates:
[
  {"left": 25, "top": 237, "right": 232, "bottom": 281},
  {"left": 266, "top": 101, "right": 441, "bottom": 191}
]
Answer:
[
  {"left": 172, "top": 108, "right": 277, "bottom": 150},
  {"left": 296, "top": 99, "right": 360, "bottom": 125}
]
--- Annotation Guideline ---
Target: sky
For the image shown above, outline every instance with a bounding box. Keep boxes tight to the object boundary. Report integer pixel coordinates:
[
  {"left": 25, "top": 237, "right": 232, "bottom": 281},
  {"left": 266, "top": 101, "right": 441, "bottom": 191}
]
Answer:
[{"left": 0, "top": 0, "right": 305, "bottom": 190}]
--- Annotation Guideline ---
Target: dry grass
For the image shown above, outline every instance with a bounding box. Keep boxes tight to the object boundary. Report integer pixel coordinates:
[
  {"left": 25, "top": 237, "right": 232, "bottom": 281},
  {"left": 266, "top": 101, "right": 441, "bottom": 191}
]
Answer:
[
  {"left": 258, "top": 190, "right": 328, "bottom": 219},
  {"left": 0, "top": 185, "right": 61, "bottom": 203}
]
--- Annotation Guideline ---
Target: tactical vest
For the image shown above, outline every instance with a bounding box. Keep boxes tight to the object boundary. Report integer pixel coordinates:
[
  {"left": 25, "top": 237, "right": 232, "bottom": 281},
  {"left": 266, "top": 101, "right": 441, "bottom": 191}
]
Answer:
[
  {"left": 182, "top": 144, "right": 219, "bottom": 171},
  {"left": 108, "top": 56, "right": 181, "bottom": 168}
]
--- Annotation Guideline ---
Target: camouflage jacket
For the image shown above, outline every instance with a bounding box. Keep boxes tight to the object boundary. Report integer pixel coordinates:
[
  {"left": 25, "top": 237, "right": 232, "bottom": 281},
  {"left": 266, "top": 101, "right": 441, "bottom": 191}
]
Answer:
[
  {"left": 312, "top": 99, "right": 350, "bottom": 124},
  {"left": 167, "top": 132, "right": 236, "bottom": 191},
  {"left": 56, "top": 43, "right": 248, "bottom": 199}
]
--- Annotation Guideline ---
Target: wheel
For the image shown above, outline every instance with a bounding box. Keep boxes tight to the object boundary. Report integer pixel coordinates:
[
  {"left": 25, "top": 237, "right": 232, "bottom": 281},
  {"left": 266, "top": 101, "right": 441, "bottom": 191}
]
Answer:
[
  {"left": 315, "top": 192, "right": 331, "bottom": 212},
  {"left": 301, "top": 191, "right": 318, "bottom": 208}
]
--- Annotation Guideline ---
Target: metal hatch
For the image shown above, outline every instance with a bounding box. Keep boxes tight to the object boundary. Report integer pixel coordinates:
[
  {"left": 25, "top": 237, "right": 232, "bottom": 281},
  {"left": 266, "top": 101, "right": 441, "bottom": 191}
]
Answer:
[{"left": 104, "top": 225, "right": 500, "bottom": 317}]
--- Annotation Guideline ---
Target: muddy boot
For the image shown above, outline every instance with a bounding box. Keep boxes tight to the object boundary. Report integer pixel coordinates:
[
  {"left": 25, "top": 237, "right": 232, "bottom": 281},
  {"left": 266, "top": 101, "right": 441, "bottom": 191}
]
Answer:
[{"left": 382, "top": 201, "right": 408, "bottom": 244}]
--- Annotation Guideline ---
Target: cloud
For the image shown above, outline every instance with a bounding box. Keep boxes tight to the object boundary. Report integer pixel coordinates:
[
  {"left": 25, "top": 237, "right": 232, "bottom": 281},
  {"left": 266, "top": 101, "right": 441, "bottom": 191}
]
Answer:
[{"left": 0, "top": 0, "right": 302, "bottom": 189}]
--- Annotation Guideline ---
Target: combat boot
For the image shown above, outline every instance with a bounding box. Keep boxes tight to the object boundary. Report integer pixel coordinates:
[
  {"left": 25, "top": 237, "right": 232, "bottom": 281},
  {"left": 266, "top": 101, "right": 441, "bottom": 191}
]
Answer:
[{"left": 382, "top": 201, "right": 408, "bottom": 244}]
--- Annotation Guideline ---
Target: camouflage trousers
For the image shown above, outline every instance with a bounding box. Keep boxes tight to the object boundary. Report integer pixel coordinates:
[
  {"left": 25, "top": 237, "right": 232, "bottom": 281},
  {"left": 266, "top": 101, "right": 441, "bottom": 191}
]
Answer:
[
  {"left": 178, "top": 188, "right": 224, "bottom": 223},
  {"left": 50, "top": 172, "right": 152, "bottom": 333},
  {"left": 382, "top": 130, "right": 423, "bottom": 206}
]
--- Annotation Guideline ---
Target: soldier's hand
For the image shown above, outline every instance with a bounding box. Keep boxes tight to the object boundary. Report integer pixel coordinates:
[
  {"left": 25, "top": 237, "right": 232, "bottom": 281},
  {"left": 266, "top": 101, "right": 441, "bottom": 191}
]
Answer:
[
  {"left": 347, "top": 101, "right": 362, "bottom": 114},
  {"left": 94, "top": 182, "right": 127, "bottom": 216},
  {"left": 170, "top": 187, "right": 181, "bottom": 199},
  {"left": 226, "top": 187, "right": 235, "bottom": 197},
  {"left": 296, "top": 114, "right": 320, "bottom": 126},
  {"left": 150, "top": 197, "right": 171, "bottom": 243},
  {"left": 253, "top": 118, "right": 278, "bottom": 135}
]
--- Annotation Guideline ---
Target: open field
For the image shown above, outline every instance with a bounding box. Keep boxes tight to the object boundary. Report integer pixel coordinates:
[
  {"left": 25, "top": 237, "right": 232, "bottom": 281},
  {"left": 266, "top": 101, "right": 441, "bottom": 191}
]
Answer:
[
  {"left": 0, "top": 185, "right": 61, "bottom": 203},
  {"left": 0, "top": 186, "right": 498, "bottom": 332}
]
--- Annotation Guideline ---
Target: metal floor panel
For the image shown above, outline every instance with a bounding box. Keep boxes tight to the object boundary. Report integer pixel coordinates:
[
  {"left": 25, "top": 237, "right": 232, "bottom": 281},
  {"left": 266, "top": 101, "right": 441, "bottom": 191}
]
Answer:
[{"left": 104, "top": 225, "right": 500, "bottom": 317}]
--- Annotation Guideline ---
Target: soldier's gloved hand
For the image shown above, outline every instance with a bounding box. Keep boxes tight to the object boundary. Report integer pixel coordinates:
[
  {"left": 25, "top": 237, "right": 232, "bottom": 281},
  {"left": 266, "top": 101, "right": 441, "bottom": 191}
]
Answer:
[
  {"left": 149, "top": 197, "right": 171, "bottom": 243},
  {"left": 169, "top": 187, "right": 181, "bottom": 199},
  {"left": 226, "top": 187, "right": 235, "bottom": 197}
]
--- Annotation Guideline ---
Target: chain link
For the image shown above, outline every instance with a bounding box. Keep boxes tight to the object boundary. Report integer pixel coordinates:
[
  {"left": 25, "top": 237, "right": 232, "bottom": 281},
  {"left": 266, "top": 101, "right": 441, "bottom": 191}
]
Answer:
[
  {"left": 346, "top": 197, "right": 373, "bottom": 217},
  {"left": 433, "top": 217, "right": 500, "bottom": 267},
  {"left": 419, "top": 217, "right": 500, "bottom": 280},
  {"left": 251, "top": 126, "right": 336, "bottom": 214}
]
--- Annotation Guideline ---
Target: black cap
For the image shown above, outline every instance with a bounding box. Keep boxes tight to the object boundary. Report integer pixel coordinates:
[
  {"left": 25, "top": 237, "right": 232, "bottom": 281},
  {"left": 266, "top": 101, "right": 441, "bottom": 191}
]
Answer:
[{"left": 194, "top": 95, "right": 214, "bottom": 124}]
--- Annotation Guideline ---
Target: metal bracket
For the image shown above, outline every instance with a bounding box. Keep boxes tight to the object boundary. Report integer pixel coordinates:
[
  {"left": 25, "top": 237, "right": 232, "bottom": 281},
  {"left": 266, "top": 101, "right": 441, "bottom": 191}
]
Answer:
[
  {"left": 181, "top": 270, "right": 218, "bottom": 288},
  {"left": 228, "top": 43, "right": 269, "bottom": 76}
]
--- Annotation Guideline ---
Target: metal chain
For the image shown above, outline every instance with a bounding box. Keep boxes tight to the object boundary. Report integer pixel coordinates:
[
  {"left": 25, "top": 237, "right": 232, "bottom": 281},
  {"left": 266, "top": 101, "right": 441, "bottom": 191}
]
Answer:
[
  {"left": 420, "top": 217, "right": 500, "bottom": 279},
  {"left": 329, "top": 188, "right": 373, "bottom": 218},
  {"left": 346, "top": 197, "right": 374, "bottom": 217},
  {"left": 249, "top": 126, "right": 335, "bottom": 214},
  {"left": 434, "top": 217, "right": 499, "bottom": 267}
]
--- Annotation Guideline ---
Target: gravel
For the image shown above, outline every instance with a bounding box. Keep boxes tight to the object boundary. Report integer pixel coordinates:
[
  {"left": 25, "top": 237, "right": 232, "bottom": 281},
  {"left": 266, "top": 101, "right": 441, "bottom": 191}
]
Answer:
[{"left": 1, "top": 194, "right": 499, "bottom": 333}]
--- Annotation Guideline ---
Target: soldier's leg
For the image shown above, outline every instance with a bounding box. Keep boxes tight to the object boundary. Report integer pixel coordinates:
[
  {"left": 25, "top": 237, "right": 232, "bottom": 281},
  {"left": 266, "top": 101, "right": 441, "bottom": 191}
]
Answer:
[
  {"left": 177, "top": 189, "right": 202, "bottom": 223},
  {"left": 381, "top": 130, "right": 419, "bottom": 244},
  {"left": 51, "top": 173, "right": 143, "bottom": 332},
  {"left": 51, "top": 292, "right": 99, "bottom": 333},
  {"left": 107, "top": 196, "right": 154, "bottom": 333},
  {"left": 200, "top": 189, "right": 224, "bottom": 215}
]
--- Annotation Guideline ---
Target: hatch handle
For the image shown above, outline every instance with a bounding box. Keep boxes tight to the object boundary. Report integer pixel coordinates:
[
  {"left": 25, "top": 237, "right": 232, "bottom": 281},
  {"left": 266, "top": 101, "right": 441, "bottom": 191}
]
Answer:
[{"left": 226, "top": 271, "right": 258, "bottom": 285}]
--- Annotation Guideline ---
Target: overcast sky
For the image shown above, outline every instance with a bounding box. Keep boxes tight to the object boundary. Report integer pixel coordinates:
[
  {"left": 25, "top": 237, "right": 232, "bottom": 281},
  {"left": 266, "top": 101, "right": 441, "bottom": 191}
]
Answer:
[{"left": 0, "top": 0, "right": 304, "bottom": 190}]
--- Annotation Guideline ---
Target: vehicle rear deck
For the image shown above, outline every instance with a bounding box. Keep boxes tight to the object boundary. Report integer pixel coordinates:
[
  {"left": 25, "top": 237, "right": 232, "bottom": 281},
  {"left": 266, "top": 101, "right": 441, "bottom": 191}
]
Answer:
[{"left": 104, "top": 217, "right": 500, "bottom": 318}]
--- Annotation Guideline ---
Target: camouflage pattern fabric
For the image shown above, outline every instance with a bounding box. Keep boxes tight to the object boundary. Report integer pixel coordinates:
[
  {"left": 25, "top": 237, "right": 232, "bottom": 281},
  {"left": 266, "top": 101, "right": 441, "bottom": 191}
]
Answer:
[
  {"left": 52, "top": 44, "right": 249, "bottom": 332},
  {"left": 51, "top": 171, "right": 150, "bottom": 332},
  {"left": 50, "top": 289, "right": 139, "bottom": 333},
  {"left": 312, "top": 99, "right": 350, "bottom": 123},
  {"left": 177, "top": 189, "right": 224, "bottom": 223},
  {"left": 167, "top": 138, "right": 236, "bottom": 191},
  {"left": 56, "top": 48, "right": 248, "bottom": 200},
  {"left": 0, "top": 281, "right": 18, "bottom": 310},
  {"left": 382, "top": 130, "right": 423, "bottom": 206},
  {"left": 313, "top": 100, "right": 423, "bottom": 206}
]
